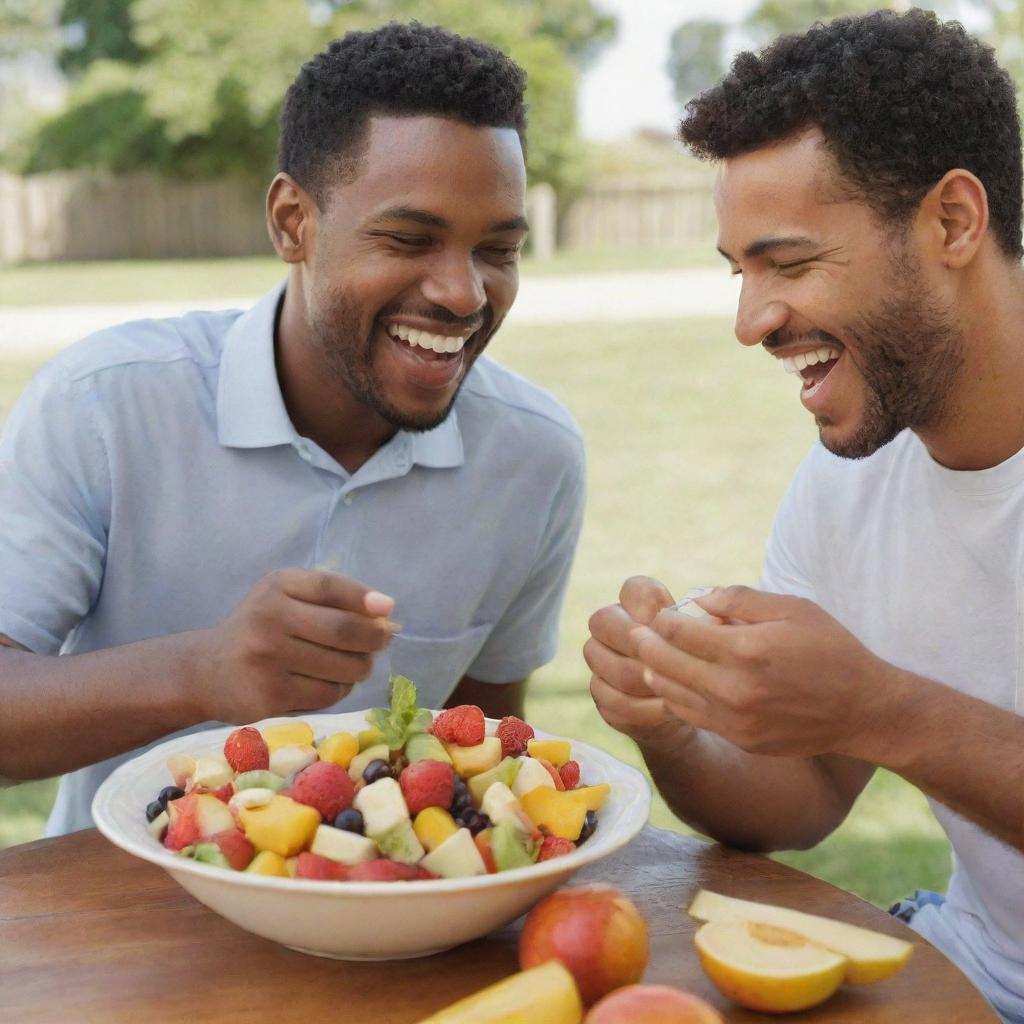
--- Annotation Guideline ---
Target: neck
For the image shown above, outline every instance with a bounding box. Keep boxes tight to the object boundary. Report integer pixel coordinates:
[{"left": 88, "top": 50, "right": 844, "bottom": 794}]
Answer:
[
  {"left": 274, "top": 273, "right": 396, "bottom": 473},
  {"left": 915, "top": 257, "right": 1024, "bottom": 471}
]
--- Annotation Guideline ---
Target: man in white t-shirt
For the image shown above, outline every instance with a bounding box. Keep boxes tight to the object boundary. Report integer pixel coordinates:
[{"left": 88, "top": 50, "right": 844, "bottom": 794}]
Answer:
[{"left": 585, "top": 10, "right": 1023, "bottom": 1023}]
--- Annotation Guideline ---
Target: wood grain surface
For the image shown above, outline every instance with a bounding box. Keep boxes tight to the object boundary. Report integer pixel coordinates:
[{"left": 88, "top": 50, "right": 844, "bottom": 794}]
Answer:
[{"left": 0, "top": 826, "right": 996, "bottom": 1023}]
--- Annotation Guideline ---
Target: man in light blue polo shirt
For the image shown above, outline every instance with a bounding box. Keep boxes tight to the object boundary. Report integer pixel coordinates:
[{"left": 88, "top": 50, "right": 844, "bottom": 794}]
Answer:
[{"left": 0, "top": 23, "right": 585, "bottom": 836}]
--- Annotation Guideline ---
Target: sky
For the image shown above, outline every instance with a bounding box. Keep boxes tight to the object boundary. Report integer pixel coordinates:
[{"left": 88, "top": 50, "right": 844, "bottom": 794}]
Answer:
[{"left": 579, "top": 0, "right": 758, "bottom": 141}]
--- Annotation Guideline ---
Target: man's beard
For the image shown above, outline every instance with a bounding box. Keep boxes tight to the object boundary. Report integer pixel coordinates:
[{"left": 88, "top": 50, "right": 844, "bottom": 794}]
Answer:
[
  {"left": 309, "top": 290, "right": 476, "bottom": 433},
  {"left": 819, "top": 262, "right": 964, "bottom": 460}
]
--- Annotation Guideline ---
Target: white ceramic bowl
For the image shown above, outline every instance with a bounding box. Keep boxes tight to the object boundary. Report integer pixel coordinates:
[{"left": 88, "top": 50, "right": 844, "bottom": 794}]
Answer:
[{"left": 92, "top": 711, "right": 651, "bottom": 960}]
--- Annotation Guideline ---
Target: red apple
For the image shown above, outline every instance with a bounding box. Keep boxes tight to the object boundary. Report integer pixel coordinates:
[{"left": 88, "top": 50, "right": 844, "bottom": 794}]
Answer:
[
  {"left": 519, "top": 884, "right": 649, "bottom": 1005},
  {"left": 585, "top": 984, "right": 724, "bottom": 1023}
]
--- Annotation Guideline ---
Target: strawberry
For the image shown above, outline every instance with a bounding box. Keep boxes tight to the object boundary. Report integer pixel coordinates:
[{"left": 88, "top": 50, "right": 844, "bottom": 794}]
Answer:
[
  {"left": 399, "top": 759, "right": 455, "bottom": 817},
  {"left": 347, "top": 859, "right": 438, "bottom": 882},
  {"left": 210, "top": 828, "right": 255, "bottom": 870},
  {"left": 430, "top": 704, "right": 485, "bottom": 746},
  {"left": 496, "top": 715, "right": 534, "bottom": 757},
  {"left": 289, "top": 761, "right": 354, "bottom": 821},
  {"left": 296, "top": 851, "right": 349, "bottom": 881},
  {"left": 537, "top": 834, "right": 576, "bottom": 861},
  {"left": 558, "top": 760, "right": 581, "bottom": 790},
  {"left": 223, "top": 727, "right": 270, "bottom": 773},
  {"left": 535, "top": 757, "right": 565, "bottom": 791}
]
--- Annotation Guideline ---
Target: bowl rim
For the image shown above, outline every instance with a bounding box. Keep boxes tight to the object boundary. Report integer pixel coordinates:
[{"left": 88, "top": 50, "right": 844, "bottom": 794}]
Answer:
[{"left": 92, "top": 711, "right": 652, "bottom": 897}]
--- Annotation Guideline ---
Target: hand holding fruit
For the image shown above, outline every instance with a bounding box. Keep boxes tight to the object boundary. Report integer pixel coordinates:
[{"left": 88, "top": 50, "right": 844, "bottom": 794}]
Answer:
[
  {"left": 189, "top": 568, "right": 397, "bottom": 723},
  {"left": 631, "top": 585, "right": 892, "bottom": 759},
  {"left": 584, "top": 576, "right": 694, "bottom": 751}
]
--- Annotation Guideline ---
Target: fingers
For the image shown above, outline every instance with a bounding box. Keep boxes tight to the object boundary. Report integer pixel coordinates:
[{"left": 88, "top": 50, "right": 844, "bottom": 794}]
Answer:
[
  {"left": 645, "top": 611, "right": 724, "bottom": 664},
  {"left": 284, "top": 635, "right": 375, "bottom": 686},
  {"left": 632, "top": 627, "right": 720, "bottom": 703},
  {"left": 696, "top": 585, "right": 793, "bottom": 624},
  {"left": 588, "top": 603, "right": 644, "bottom": 657},
  {"left": 274, "top": 568, "right": 395, "bottom": 617},
  {"left": 589, "top": 673, "right": 668, "bottom": 730},
  {"left": 583, "top": 637, "right": 652, "bottom": 699},
  {"left": 286, "top": 675, "right": 355, "bottom": 712},
  {"left": 619, "top": 576, "right": 676, "bottom": 626},
  {"left": 283, "top": 600, "right": 396, "bottom": 654}
]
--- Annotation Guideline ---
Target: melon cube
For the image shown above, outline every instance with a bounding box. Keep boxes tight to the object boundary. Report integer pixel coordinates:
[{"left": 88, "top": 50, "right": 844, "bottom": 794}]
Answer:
[{"left": 238, "top": 794, "right": 320, "bottom": 857}]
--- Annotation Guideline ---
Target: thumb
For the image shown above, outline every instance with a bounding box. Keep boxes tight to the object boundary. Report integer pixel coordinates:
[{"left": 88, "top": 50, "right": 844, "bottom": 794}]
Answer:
[
  {"left": 619, "top": 575, "right": 676, "bottom": 626},
  {"left": 695, "top": 585, "right": 792, "bottom": 624}
]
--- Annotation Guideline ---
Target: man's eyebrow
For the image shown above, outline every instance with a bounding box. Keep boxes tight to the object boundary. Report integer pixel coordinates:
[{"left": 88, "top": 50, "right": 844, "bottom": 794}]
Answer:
[
  {"left": 717, "top": 235, "right": 819, "bottom": 262},
  {"left": 370, "top": 207, "right": 530, "bottom": 233}
]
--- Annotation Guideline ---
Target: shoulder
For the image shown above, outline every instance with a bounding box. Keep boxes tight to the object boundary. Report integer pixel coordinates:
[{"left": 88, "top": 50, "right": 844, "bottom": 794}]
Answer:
[
  {"left": 457, "top": 356, "right": 584, "bottom": 465},
  {"left": 42, "top": 306, "right": 242, "bottom": 389}
]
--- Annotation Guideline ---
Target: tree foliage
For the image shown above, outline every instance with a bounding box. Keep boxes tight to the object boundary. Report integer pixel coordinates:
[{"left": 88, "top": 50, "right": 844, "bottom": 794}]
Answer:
[
  {"left": 667, "top": 19, "right": 727, "bottom": 107},
  {"left": 20, "top": 0, "right": 615, "bottom": 198}
]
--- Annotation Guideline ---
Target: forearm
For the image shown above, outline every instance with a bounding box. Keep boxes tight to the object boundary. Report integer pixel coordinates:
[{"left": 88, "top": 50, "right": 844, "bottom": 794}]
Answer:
[
  {"left": 639, "top": 723, "right": 867, "bottom": 852},
  {"left": 849, "top": 667, "right": 1024, "bottom": 852},
  {"left": 0, "top": 633, "right": 206, "bottom": 780}
]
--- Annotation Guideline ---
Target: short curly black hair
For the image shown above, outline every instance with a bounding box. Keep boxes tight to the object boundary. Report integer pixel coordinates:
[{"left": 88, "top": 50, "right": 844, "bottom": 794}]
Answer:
[
  {"left": 279, "top": 21, "right": 527, "bottom": 207},
  {"left": 680, "top": 9, "right": 1023, "bottom": 258}
]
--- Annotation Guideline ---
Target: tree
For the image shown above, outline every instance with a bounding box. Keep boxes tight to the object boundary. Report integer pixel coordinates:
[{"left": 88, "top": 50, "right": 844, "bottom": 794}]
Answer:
[
  {"left": 21, "top": 0, "right": 615, "bottom": 200},
  {"left": 58, "top": 0, "right": 144, "bottom": 76},
  {"left": 667, "top": 19, "right": 727, "bottom": 107}
]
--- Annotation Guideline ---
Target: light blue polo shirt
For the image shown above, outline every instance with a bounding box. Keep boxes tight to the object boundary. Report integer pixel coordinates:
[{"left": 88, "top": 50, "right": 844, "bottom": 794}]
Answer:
[{"left": 0, "top": 284, "right": 585, "bottom": 836}]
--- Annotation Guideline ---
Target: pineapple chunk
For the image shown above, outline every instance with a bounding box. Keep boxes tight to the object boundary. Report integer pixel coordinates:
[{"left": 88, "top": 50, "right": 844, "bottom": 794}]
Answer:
[
  {"left": 317, "top": 731, "right": 360, "bottom": 769},
  {"left": 414, "top": 807, "right": 460, "bottom": 852},
  {"left": 520, "top": 787, "right": 589, "bottom": 841},
  {"left": 445, "top": 736, "right": 502, "bottom": 778},
  {"left": 238, "top": 794, "right": 320, "bottom": 857},
  {"left": 526, "top": 739, "right": 572, "bottom": 767},
  {"left": 245, "top": 850, "right": 290, "bottom": 877},
  {"left": 260, "top": 721, "right": 315, "bottom": 752}
]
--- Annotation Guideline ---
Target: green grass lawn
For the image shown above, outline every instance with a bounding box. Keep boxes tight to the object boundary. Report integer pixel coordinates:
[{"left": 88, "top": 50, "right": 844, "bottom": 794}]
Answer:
[
  {"left": 0, "top": 243, "right": 719, "bottom": 307},
  {"left": 0, "top": 306, "right": 951, "bottom": 908}
]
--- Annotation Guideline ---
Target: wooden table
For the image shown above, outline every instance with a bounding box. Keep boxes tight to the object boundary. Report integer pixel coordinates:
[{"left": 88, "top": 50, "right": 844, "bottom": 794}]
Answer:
[{"left": 0, "top": 826, "right": 994, "bottom": 1023}]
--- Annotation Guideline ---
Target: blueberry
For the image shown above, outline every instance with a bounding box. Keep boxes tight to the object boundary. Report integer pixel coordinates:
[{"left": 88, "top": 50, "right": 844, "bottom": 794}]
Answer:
[
  {"left": 362, "top": 759, "right": 391, "bottom": 784},
  {"left": 145, "top": 799, "right": 164, "bottom": 823},
  {"left": 578, "top": 810, "right": 598, "bottom": 844},
  {"left": 158, "top": 785, "right": 185, "bottom": 809},
  {"left": 333, "top": 808, "right": 365, "bottom": 834}
]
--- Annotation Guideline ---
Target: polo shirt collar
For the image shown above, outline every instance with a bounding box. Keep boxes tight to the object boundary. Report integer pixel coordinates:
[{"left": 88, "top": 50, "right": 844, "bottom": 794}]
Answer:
[{"left": 217, "top": 283, "right": 464, "bottom": 469}]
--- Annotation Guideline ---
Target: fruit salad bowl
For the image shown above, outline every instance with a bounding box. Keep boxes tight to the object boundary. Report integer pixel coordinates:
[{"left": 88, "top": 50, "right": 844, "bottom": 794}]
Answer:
[{"left": 92, "top": 710, "right": 651, "bottom": 960}]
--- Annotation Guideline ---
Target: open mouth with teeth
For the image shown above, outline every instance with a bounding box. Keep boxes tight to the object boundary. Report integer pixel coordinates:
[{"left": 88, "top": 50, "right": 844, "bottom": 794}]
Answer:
[
  {"left": 385, "top": 323, "right": 471, "bottom": 359},
  {"left": 781, "top": 344, "right": 842, "bottom": 398}
]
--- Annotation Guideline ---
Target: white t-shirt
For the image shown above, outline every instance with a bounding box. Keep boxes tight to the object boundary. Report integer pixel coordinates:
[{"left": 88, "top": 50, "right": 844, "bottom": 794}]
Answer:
[{"left": 762, "top": 431, "right": 1024, "bottom": 1021}]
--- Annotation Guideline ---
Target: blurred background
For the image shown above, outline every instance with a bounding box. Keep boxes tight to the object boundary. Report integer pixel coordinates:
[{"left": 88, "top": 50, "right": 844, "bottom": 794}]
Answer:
[{"left": 8, "top": 0, "right": 1020, "bottom": 906}]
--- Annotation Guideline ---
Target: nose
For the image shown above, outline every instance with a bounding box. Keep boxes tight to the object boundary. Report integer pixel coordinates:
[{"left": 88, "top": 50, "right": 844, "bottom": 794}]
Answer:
[
  {"left": 734, "top": 277, "right": 790, "bottom": 348},
  {"left": 420, "top": 251, "right": 486, "bottom": 319}
]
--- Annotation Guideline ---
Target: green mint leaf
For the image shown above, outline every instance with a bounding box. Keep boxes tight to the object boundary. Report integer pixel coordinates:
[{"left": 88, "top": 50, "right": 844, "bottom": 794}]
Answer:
[{"left": 409, "top": 708, "right": 433, "bottom": 735}]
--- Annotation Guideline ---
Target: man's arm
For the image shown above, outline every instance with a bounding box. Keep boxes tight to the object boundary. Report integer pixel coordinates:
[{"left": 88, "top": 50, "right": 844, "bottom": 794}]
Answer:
[
  {"left": 634, "top": 585, "right": 1024, "bottom": 854},
  {"left": 585, "top": 583, "right": 874, "bottom": 851},
  {"left": 446, "top": 676, "right": 526, "bottom": 720},
  {"left": 0, "top": 571, "right": 396, "bottom": 781}
]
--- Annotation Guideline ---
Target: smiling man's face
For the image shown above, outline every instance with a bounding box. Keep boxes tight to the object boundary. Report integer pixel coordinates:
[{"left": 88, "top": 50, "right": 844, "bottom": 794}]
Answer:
[
  {"left": 715, "top": 129, "right": 964, "bottom": 459},
  {"left": 300, "top": 115, "right": 528, "bottom": 432}
]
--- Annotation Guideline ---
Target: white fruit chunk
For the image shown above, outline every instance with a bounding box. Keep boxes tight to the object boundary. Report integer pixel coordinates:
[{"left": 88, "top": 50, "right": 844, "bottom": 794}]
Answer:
[
  {"left": 194, "top": 793, "right": 236, "bottom": 838},
  {"left": 353, "top": 776, "right": 411, "bottom": 837},
  {"left": 190, "top": 756, "right": 234, "bottom": 790},
  {"left": 689, "top": 889, "right": 913, "bottom": 985},
  {"left": 228, "top": 788, "right": 276, "bottom": 815},
  {"left": 147, "top": 810, "right": 169, "bottom": 840},
  {"left": 268, "top": 743, "right": 318, "bottom": 781},
  {"left": 510, "top": 756, "right": 556, "bottom": 798},
  {"left": 310, "top": 824, "right": 378, "bottom": 865},
  {"left": 420, "top": 827, "right": 487, "bottom": 879},
  {"left": 481, "top": 782, "right": 530, "bottom": 833}
]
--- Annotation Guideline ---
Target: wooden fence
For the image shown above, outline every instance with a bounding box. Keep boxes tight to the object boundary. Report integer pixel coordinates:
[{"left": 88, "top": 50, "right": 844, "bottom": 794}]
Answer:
[{"left": 0, "top": 170, "right": 716, "bottom": 265}]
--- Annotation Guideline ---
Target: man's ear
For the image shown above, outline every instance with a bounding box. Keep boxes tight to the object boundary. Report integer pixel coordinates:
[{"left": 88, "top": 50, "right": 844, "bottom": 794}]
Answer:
[
  {"left": 922, "top": 169, "right": 989, "bottom": 269},
  {"left": 266, "top": 173, "right": 314, "bottom": 263}
]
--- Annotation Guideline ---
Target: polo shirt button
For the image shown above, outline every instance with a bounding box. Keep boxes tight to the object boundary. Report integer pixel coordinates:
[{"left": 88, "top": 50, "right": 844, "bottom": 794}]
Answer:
[{"left": 343, "top": 495, "right": 353, "bottom": 506}]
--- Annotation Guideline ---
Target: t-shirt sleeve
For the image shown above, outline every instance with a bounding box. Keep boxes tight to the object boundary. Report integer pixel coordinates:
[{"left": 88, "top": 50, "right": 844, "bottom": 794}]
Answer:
[
  {"left": 466, "top": 441, "right": 586, "bottom": 684},
  {"left": 0, "top": 362, "right": 110, "bottom": 654},
  {"left": 759, "top": 446, "right": 820, "bottom": 602}
]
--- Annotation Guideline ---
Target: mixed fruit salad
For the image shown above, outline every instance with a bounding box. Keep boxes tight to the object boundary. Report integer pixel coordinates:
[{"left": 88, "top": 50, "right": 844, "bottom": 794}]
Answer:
[{"left": 144, "top": 676, "right": 610, "bottom": 882}]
